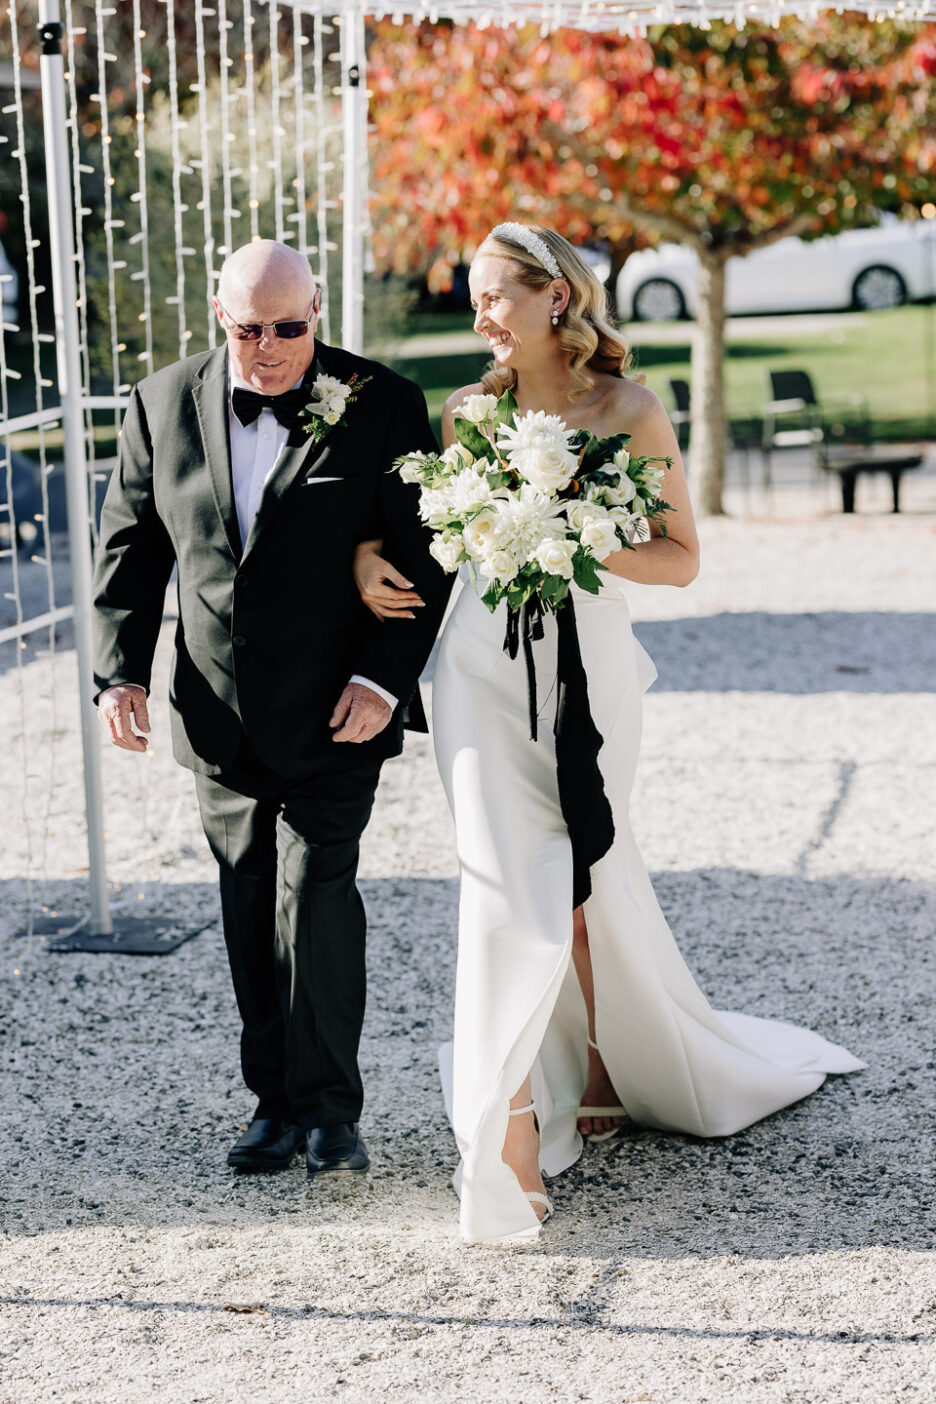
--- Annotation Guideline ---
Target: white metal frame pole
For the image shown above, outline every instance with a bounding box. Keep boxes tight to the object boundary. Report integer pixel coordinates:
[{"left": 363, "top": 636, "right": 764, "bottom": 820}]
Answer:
[
  {"left": 340, "top": 0, "right": 366, "bottom": 354},
  {"left": 37, "top": 0, "right": 113, "bottom": 935}
]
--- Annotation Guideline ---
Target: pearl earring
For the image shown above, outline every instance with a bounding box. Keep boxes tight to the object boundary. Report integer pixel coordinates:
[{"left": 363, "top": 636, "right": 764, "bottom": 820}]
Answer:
[{"left": 551, "top": 311, "right": 560, "bottom": 327}]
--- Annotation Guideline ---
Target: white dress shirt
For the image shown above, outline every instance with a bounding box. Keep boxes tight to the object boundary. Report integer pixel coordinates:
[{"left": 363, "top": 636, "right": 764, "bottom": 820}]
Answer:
[{"left": 227, "top": 367, "right": 397, "bottom": 711}]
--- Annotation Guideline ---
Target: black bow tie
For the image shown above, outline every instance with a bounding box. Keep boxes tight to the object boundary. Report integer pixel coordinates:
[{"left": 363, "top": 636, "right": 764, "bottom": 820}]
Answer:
[{"left": 232, "top": 384, "right": 308, "bottom": 429}]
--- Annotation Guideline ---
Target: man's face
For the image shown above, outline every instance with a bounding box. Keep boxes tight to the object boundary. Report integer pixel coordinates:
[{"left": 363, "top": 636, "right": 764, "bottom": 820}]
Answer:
[{"left": 214, "top": 284, "right": 320, "bottom": 395}]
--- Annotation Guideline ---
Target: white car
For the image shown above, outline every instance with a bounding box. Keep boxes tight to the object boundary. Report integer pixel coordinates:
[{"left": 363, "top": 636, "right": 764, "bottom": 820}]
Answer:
[{"left": 616, "top": 216, "right": 936, "bottom": 321}]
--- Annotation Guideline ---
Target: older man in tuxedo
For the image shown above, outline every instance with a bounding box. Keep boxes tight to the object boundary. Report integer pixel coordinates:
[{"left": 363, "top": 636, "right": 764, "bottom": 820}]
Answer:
[{"left": 92, "top": 241, "right": 450, "bottom": 1177}]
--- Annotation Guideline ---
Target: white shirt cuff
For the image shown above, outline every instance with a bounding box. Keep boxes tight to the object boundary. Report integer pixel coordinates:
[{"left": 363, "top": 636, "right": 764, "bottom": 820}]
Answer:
[{"left": 349, "top": 675, "right": 398, "bottom": 712}]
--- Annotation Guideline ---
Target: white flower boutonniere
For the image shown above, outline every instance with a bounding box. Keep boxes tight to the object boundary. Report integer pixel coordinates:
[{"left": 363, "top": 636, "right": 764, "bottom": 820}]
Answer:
[{"left": 299, "top": 363, "right": 372, "bottom": 443}]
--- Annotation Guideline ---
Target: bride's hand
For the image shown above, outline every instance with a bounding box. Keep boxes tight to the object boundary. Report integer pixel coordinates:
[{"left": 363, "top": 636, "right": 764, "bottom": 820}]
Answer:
[{"left": 353, "top": 538, "right": 424, "bottom": 621}]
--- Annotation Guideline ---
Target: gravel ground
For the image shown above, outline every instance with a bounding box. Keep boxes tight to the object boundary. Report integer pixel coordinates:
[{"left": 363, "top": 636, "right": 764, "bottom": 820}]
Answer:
[{"left": 1, "top": 475, "right": 935, "bottom": 1403}]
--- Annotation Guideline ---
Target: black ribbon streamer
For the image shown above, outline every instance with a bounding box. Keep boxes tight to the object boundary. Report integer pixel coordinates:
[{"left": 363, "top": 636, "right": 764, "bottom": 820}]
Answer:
[
  {"left": 503, "top": 598, "right": 615, "bottom": 908},
  {"left": 504, "top": 598, "right": 546, "bottom": 740}
]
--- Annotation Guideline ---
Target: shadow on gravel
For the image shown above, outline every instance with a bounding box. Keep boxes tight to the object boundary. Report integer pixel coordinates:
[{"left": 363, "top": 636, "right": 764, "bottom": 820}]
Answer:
[
  {"left": 417, "top": 611, "right": 936, "bottom": 692},
  {"left": 2, "top": 869, "right": 933, "bottom": 1259},
  {"left": 631, "top": 611, "right": 936, "bottom": 693},
  {"left": 0, "top": 1294, "right": 930, "bottom": 1347}
]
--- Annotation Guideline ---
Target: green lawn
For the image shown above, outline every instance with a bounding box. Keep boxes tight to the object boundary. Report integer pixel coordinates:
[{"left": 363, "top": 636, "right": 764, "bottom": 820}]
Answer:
[
  {"left": 378, "top": 304, "right": 936, "bottom": 445},
  {"left": 4, "top": 303, "right": 934, "bottom": 455}
]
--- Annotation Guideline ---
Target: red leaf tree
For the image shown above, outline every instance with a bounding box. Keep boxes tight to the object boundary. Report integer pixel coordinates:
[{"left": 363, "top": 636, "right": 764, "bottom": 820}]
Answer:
[{"left": 368, "top": 17, "right": 936, "bottom": 513}]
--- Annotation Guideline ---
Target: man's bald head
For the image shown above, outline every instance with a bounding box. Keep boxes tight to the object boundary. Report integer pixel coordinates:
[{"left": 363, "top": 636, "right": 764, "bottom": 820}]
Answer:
[
  {"left": 214, "top": 240, "right": 321, "bottom": 396},
  {"left": 217, "top": 240, "right": 317, "bottom": 308}
]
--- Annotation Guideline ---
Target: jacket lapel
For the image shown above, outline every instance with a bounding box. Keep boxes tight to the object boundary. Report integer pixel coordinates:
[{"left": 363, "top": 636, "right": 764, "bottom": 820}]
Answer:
[
  {"left": 192, "top": 352, "right": 242, "bottom": 564},
  {"left": 240, "top": 431, "right": 329, "bottom": 560},
  {"left": 239, "top": 340, "right": 345, "bottom": 560}
]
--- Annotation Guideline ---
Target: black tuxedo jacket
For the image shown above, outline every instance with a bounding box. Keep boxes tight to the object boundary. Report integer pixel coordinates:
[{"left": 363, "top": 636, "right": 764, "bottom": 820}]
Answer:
[{"left": 92, "top": 340, "right": 451, "bottom": 777}]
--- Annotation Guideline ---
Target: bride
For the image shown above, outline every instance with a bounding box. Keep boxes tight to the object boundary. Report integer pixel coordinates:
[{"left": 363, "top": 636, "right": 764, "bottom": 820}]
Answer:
[{"left": 354, "top": 222, "right": 864, "bottom": 1245}]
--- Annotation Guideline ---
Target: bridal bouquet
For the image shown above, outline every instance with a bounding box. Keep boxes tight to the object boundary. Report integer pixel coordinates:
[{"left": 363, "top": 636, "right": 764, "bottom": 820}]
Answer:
[{"left": 393, "top": 390, "right": 673, "bottom": 614}]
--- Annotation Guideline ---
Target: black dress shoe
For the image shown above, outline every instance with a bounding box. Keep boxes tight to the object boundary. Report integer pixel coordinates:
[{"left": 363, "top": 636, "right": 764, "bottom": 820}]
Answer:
[
  {"left": 227, "top": 1118, "right": 305, "bottom": 1172},
  {"left": 306, "top": 1122, "right": 369, "bottom": 1178}
]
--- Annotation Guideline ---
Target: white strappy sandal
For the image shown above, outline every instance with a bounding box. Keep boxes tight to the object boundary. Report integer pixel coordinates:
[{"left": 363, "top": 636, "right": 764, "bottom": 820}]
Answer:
[
  {"left": 577, "top": 1037, "right": 626, "bottom": 1144},
  {"left": 508, "top": 1102, "right": 553, "bottom": 1225}
]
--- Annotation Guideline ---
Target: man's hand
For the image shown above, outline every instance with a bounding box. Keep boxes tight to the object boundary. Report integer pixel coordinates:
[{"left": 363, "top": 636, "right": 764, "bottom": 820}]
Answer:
[
  {"left": 329, "top": 681, "right": 392, "bottom": 744},
  {"left": 97, "top": 684, "right": 151, "bottom": 753}
]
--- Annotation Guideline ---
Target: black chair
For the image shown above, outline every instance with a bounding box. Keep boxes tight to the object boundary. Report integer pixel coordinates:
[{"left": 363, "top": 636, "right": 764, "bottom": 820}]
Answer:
[
  {"left": 668, "top": 378, "right": 757, "bottom": 487},
  {"left": 763, "top": 369, "right": 921, "bottom": 512},
  {"left": 668, "top": 379, "right": 690, "bottom": 451}
]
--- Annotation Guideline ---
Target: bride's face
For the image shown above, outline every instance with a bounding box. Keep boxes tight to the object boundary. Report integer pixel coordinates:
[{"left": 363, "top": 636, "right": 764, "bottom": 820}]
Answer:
[{"left": 469, "top": 255, "right": 552, "bottom": 366}]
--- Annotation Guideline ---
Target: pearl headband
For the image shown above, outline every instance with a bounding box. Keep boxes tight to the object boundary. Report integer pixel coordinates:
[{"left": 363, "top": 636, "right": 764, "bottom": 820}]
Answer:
[{"left": 488, "top": 222, "right": 562, "bottom": 281}]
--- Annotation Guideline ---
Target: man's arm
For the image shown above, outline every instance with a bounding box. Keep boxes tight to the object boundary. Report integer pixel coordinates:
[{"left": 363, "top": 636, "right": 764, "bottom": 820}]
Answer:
[
  {"left": 350, "top": 378, "right": 453, "bottom": 703},
  {"left": 92, "top": 385, "right": 176, "bottom": 705}
]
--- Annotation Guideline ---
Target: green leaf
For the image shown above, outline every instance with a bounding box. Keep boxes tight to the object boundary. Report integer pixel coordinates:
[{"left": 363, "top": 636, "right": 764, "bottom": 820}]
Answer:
[
  {"left": 486, "top": 469, "right": 513, "bottom": 490},
  {"left": 453, "top": 420, "right": 489, "bottom": 458},
  {"left": 578, "top": 431, "right": 632, "bottom": 477},
  {"left": 506, "top": 575, "right": 537, "bottom": 612},
  {"left": 549, "top": 577, "right": 572, "bottom": 608},
  {"left": 494, "top": 389, "right": 518, "bottom": 432},
  {"left": 581, "top": 467, "right": 622, "bottom": 489},
  {"left": 481, "top": 581, "right": 503, "bottom": 612},
  {"left": 572, "top": 550, "right": 604, "bottom": 595},
  {"left": 539, "top": 573, "right": 566, "bottom": 601}
]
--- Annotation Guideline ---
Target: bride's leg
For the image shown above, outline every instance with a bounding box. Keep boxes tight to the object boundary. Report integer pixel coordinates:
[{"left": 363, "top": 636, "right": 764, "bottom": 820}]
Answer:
[
  {"left": 572, "top": 906, "right": 624, "bottom": 1139},
  {"left": 502, "top": 1074, "right": 549, "bottom": 1221}
]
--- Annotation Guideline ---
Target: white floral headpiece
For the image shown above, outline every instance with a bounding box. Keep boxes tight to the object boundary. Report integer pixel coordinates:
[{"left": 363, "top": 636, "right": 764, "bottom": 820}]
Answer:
[{"left": 488, "top": 223, "right": 562, "bottom": 281}]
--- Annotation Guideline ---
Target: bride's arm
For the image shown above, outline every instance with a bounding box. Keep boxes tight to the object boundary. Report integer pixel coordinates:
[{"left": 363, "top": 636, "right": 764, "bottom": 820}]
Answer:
[
  {"left": 353, "top": 538, "right": 424, "bottom": 620},
  {"left": 353, "top": 384, "right": 484, "bottom": 619},
  {"left": 602, "top": 386, "right": 699, "bottom": 588}
]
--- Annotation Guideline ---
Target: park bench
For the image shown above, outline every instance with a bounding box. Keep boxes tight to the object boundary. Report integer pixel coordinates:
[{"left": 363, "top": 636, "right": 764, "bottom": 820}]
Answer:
[{"left": 762, "top": 369, "right": 923, "bottom": 512}]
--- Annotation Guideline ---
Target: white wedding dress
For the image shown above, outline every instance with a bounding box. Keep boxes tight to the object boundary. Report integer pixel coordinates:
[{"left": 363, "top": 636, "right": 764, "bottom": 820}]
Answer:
[{"left": 433, "top": 571, "right": 865, "bottom": 1244}]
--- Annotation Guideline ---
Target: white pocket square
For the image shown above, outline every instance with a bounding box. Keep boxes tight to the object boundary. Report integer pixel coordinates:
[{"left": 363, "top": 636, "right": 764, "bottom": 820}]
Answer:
[{"left": 302, "top": 475, "right": 344, "bottom": 486}]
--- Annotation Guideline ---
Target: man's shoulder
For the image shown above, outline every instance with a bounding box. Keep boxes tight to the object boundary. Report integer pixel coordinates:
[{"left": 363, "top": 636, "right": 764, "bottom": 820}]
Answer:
[{"left": 134, "top": 347, "right": 226, "bottom": 403}]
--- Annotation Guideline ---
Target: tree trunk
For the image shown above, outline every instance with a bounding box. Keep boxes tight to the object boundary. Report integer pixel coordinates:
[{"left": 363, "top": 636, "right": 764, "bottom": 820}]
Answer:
[{"left": 690, "top": 251, "right": 728, "bottom": 516}]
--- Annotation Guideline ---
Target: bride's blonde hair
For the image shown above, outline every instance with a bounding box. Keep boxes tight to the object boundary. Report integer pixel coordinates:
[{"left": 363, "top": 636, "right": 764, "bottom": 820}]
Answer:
[{"left": 475, "top": 225, "right": 633, "bottom": 401}]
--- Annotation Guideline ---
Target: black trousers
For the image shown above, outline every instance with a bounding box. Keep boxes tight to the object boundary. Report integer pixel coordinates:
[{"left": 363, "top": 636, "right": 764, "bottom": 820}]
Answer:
[{"left": 194, "top": 742, "right": 383, "bottom": 1130}]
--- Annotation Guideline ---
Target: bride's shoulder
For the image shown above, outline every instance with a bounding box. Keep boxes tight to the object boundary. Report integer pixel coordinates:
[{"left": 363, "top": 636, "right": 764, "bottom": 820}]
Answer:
[
  {"left": 606, "top": 375, "right": 665, "bottom": 423},
  {"left": 602, "top": 376, "right": 680, "bottom": 459}
]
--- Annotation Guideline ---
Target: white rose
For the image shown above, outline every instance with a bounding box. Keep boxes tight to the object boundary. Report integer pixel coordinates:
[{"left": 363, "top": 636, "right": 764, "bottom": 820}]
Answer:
[
  {"left": 535, "top": 537, "right": 577, "bottom": 580},
  {"left": 455, "top": 393, "right": 499, "bottom": 426},
  {"left": 566, "top": 500, "right": 607, "bottom": 531},
  {"left": 579, "top": 516, "right": 619, "bottom": 561},
  {"left": 441, "top": 443, "right": 474, "bottom": 469},
  {"left": 327, "top": 396, "right": 346, "bottom": 416},
  {"left": 605, "top": 504, "right": 633, "bottom": 526},
  {"left": 605, "top": 475, "right": 637, "bottom": 508},
  {"left": 463, "top": 510, "right": 500, "bottom": 560},
  {"left": 480, "top": 549, "right": 519, "bottom": 584},
  {"left": 598, "top": 453, "right": 637, "bottom": 507},
  {"left": 634, "top": 461, "right": 666, "bottom": 498},
  {"left": 428, "top": 533, "right": 464, "bottom": 572},
  {"left": 513, "top": 445, "right": 578, "bottom": 494}
]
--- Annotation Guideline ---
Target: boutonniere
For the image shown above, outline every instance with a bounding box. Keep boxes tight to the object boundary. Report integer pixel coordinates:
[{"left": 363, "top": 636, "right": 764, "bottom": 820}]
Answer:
[{"left": 298, "top": 362, "right": 372, "bottom": 443}]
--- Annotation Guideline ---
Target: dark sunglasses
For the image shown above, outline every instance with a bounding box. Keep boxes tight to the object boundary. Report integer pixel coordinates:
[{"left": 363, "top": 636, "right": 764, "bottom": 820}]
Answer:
[{"left": 217, "top": 299, "right": 317, "bottom": 341}]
